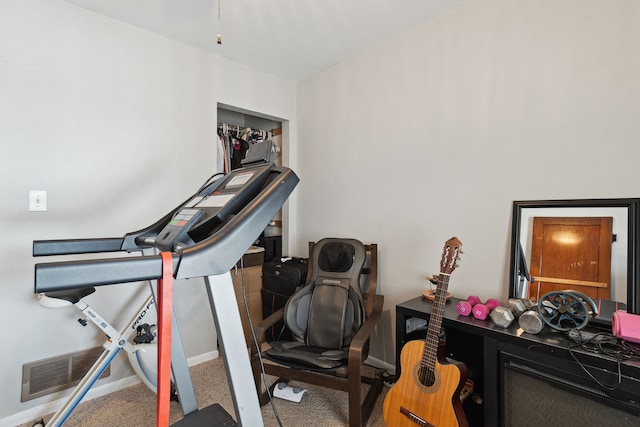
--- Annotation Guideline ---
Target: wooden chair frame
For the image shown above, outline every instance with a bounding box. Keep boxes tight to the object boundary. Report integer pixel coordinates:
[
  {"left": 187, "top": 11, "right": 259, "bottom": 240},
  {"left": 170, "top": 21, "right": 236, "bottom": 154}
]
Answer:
[{"left": 250, "top": 242, "right": 384, "bottom": 427}]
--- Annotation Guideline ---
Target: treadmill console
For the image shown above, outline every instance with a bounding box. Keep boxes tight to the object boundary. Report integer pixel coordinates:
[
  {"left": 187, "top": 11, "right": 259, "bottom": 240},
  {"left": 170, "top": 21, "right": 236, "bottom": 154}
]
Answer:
[
  {"left": 154, "top": 208, "right": 205, "bottom": 252},
  {"left": 154, "top": 163, "right": 276, "bottom": 251}
]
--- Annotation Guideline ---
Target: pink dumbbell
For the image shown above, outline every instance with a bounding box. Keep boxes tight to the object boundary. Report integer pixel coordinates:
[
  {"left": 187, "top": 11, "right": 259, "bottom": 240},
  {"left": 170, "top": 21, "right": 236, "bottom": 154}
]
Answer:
[
  {"left": 472, "top": 298, "right": 501, "bottom": 320},
  {"left": 456, "top": 295, "right": 481, "bottom": 317}
]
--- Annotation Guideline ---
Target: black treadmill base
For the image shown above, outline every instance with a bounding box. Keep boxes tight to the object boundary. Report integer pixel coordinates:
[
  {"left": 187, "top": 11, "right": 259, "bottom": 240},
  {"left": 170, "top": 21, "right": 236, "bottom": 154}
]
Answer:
[{"left": 171, "top": 403, "right": 237, "bottom": 427}]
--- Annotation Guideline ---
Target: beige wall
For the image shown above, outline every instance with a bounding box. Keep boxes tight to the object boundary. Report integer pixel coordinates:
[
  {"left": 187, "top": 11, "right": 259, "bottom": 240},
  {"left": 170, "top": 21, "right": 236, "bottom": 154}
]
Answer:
[
  {"left": 295, "top": 0, "right": 640, "bottom": 365},
  {"left": 0, "top": 0, "right": 296, "bottom": 422}
]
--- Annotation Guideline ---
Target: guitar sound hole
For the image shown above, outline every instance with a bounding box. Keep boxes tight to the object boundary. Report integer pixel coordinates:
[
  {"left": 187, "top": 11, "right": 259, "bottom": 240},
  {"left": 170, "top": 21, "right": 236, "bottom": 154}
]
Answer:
[{"left": 418, "top": 367, "right": 436, "bottom": 387}]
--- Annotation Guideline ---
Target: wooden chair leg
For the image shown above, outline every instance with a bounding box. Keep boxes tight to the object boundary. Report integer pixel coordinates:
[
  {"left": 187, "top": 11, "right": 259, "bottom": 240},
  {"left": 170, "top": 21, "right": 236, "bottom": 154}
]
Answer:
[
  {"left": 351, "top": 368, "right": 384, "bottom": 427},
  {"left": 252, "top": 356, "right": 273, "bottom": 406},
  {"left": 361, "top": 375, "right": 383, "bottom": 427},
  {"left": 348, "top": 363, "right": 363, "bottom": 427}
]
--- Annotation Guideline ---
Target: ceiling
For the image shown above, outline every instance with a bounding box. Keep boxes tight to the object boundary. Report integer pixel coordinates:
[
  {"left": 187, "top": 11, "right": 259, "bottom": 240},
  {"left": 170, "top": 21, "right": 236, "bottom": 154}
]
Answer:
[{"left": 65, "top": 0, "right": 468, "bottom": 81}]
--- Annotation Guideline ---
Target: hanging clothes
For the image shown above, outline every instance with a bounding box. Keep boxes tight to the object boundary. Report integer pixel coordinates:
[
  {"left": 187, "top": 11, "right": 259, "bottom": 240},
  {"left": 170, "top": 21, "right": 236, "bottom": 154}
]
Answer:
[
  {"left": 230, "top": 135, "right": 249, "bottom": 170},
  {"left": 217, "top": 123, "right": 275, "bottom": 170},
  {"left": 216, "top": 133, "right": 228, "bottom": 174}
]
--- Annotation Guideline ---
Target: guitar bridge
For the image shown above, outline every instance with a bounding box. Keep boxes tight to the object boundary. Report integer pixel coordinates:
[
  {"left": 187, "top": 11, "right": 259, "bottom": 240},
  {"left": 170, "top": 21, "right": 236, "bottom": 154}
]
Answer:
[{"left": 400, "top": 406, "right": 434, "bottom": 427}]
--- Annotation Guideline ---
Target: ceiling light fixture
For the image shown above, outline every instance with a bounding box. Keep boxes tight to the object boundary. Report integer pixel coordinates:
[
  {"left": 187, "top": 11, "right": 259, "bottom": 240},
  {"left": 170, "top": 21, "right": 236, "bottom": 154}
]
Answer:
[{"left": 217, "top": 0, "right": 222, "bottom": 45}]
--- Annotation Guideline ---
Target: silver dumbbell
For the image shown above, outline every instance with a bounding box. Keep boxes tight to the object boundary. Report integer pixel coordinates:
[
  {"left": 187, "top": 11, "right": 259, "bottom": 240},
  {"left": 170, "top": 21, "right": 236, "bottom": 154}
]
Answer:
[
  {"left": 490, "top": 298, "right": 534, "bottom": 328},
  {"left": 518, "top": 306, "right": 545, "bottom": 334}
]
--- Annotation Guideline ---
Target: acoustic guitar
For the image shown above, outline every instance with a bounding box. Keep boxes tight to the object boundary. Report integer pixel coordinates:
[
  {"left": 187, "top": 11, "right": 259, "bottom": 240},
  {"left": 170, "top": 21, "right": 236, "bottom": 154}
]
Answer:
[{"left": 384, "top": 237, "right": 468, "bottom": 427}]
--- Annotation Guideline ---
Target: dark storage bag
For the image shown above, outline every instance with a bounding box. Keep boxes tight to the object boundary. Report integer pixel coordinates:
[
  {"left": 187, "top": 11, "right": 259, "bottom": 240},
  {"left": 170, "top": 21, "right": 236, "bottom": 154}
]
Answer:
[
  {"left": 261, "top": 257, "right": 308, "bottom": 341},
  {"left": 261, "top": 288, "right": 293, "bottom": 341},
  {"left": 262, "top": 257, "right": 308, "bottom": 294}
]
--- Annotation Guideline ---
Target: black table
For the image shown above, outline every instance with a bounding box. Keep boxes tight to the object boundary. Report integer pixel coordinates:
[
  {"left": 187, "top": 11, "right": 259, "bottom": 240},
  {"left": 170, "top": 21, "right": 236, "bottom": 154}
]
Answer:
[{"left": 395, "top": 296, "right": 640, "bottom": 426}]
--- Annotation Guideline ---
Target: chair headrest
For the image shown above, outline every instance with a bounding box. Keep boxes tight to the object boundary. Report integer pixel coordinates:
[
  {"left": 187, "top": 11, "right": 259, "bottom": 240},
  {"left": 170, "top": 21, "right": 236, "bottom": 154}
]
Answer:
[{"left": 318, "top": 241, "right": 356, "bottom": 273}]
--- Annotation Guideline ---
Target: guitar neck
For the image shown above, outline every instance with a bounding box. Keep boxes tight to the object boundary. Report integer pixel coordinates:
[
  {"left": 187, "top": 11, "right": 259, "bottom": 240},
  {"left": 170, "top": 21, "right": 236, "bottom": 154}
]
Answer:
[{"left": 422, "top": 273, "right": 451, "bottom": 377}]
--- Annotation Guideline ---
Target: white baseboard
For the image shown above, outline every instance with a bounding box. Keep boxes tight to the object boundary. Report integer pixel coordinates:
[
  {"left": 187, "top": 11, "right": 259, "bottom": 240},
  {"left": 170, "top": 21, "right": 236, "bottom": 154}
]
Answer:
[
  {"left": 2, "top": 350, "right": 219, "bottom": 427},
  {"left": 186, "top": 349, "right": 219, "bottom": 366}
]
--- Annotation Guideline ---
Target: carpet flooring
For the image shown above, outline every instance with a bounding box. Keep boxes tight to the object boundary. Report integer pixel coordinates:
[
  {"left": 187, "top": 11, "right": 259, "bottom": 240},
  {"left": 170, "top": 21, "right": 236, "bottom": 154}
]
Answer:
[{"left": 18, "top": 357, "right": 389, "bottom": 427}]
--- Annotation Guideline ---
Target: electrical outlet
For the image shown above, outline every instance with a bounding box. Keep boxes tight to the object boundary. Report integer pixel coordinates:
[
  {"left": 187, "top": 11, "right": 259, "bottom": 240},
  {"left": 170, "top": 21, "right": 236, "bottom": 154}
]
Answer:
[{"left": 29, "top": 190, "right": 47, "bottom": 212}]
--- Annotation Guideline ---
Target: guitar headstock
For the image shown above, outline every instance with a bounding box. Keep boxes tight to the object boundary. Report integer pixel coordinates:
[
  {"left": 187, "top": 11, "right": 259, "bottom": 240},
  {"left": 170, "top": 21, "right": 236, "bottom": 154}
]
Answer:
[{"left": 439, "top": 237, "right": 462, "bottom": 275}]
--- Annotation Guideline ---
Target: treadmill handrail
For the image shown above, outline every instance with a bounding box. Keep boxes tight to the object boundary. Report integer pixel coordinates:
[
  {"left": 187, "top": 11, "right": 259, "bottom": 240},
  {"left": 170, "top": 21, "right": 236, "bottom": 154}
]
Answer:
[
  {"left": 33, "top": 238, "right": 125, "bottom": 257},
  {"left": 33, "top": 166, "right": 299, "bottom": 293},
  {"left": 34, "top": 254, "right": 179, "bottom": 293}
]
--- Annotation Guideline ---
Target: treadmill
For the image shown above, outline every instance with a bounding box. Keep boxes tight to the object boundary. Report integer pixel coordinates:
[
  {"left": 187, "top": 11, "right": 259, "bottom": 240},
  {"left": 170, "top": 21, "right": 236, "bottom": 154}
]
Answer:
[{"left": 34, "top": 162, "right": 299, "bottom": 426}]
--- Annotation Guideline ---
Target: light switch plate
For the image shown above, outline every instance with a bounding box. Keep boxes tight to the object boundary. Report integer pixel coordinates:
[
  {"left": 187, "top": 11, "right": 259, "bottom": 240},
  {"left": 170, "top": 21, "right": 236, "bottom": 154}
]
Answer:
[{"left": 29, "top": 190, "right": 47, "bottom": 211}]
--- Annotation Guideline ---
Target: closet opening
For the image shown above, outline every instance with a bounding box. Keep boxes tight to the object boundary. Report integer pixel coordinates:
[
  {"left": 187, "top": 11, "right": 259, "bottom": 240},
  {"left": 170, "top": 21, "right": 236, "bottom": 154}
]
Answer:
[{"left": 216, "top": 103, "right": 288, "bottom": 260}]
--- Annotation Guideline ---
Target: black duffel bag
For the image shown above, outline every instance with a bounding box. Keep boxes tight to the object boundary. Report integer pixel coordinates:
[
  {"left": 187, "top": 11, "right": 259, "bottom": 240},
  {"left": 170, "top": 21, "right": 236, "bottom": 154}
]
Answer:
[{"left": 261, "top": 257, "right": 308, "bottom": 341}]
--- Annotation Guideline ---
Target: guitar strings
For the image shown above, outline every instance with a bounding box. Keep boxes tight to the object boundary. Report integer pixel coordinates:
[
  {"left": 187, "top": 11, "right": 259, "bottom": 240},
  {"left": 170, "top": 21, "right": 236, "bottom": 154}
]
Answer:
[{"left": 420, "top": 274, "right": 450, "bottom": 386}]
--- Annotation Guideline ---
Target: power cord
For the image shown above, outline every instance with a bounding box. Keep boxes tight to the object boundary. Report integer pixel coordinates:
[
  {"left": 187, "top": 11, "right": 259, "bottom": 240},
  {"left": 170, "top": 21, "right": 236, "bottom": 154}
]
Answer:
[
  {"left": 195, "top": 172, "right": 225, "bottom": 194},
  {"left": 565, "top": 328, "right": 640, "bottom": 392},
  {"left": 238, "top": 256, "right": 285, "bottom": 427}
]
